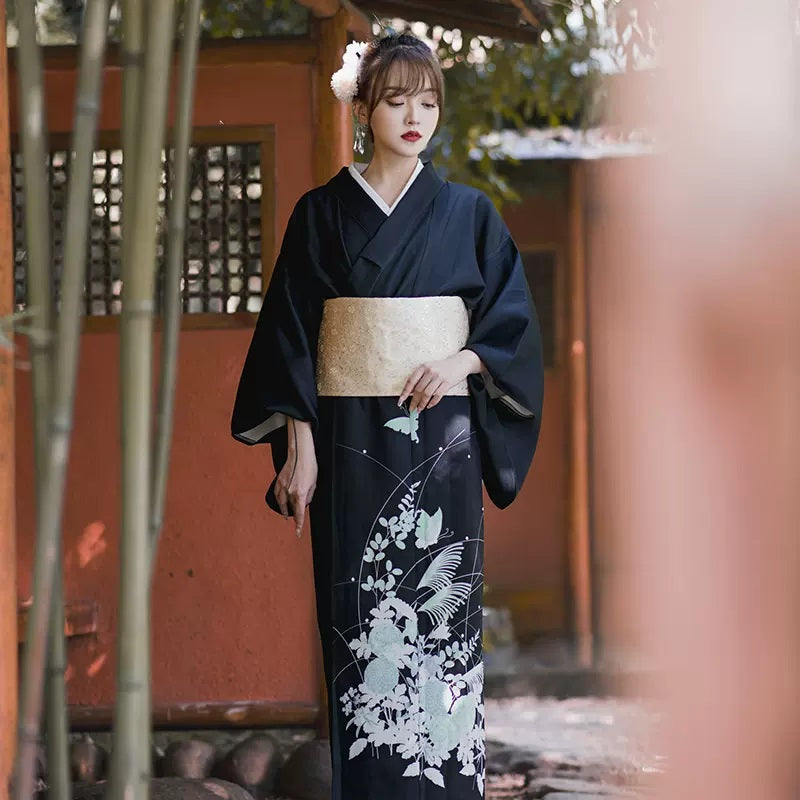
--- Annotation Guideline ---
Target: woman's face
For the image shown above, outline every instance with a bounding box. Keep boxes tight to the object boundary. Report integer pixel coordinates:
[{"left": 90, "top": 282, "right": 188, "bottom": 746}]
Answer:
[{"left": 362, "top": 69, "right": 440, "bottom": 160}]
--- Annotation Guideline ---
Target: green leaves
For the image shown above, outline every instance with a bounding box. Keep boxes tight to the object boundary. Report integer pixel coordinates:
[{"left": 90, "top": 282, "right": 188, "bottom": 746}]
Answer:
[{"left": 389, "top": 2, "right": 660, "bottom": 207}]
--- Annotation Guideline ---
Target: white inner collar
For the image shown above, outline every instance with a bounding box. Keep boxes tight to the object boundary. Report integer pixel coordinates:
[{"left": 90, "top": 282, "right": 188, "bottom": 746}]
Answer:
[{"left": 348, "top": 160, "right": 425, "bottom": 216}]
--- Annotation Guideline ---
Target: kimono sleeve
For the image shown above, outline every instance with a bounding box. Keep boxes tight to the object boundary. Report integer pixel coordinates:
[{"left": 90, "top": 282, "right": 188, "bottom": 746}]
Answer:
[
  {"left": 464, "top": 230, "right": 544, "bottom": 510},
  {"left": 230, "top": 198, "right": 321, "bottom": 448}
]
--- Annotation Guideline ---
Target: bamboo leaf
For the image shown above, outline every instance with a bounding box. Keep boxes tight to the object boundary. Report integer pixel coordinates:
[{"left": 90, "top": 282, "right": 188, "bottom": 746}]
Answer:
[
  {"left": 419, "top": 582, "right": 472, "bottom": 627},
  {"left": 416, "top": 542, "right": 464, "bottom": 592}
]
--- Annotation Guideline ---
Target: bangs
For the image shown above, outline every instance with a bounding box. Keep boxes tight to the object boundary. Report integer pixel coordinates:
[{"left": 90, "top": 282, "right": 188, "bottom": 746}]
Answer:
[{"left": 365, "top": 47, "right": 444, "bottom": 112}]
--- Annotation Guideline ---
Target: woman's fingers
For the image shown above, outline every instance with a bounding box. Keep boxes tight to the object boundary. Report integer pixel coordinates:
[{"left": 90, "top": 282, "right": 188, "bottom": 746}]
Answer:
[
  {"left": 275, "top": 482, "right": 290, "bottom": 518},
  {"left": 292, "top": 495, "right": 305, "bottom": 536},
  {"left": 414, "top": 374, "right": 445, "bottom": 412},
  {"left": 291, "top": 484, "right": 316, "bottom": 536},
  {"left": 424, "top": 381, "right": 446, "bottom": 410},
  {"left": 398, "top": 365, "right": 426, "bottom": 407},
  {"left": 409, "top": 371, "right": 439, "bottom": 412}
]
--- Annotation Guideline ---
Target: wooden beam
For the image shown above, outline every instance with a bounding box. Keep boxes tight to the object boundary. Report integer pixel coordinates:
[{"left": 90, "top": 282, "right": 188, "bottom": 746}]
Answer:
[
  {"left": 342, "top": 1, "right": 374, "bottom": 41},
  {"left": 297, "top": 0, "right": 340, "bottom": 15},
  {"left": 68, "top": 701, "right": 320, "bottom": 731},
  {"left": 311, "top": 8, "right": 351, "bottom": 740},
  {"left": 371, "top": 0, "right": 527, "bottom": 26},
  {"left": 566, "top": 160, "right": 593, "bottom": 668},
  {"left": 8, "top": 38, "right": 319, "bottom": 75},
  {"left": 363, "top": 0, "right": 541, "bottom": 42},
  {"left": 295, "top": 0, "right": 374, "bottom": 39},
  {"left": 507, "top": 0, "right": 544, "bottom": 29},
  {"left": 313, "top": 10, "right": 351, "bottom": 186},
  {"left": 0, "top": 0, "right": 16, "bottom": 794}
]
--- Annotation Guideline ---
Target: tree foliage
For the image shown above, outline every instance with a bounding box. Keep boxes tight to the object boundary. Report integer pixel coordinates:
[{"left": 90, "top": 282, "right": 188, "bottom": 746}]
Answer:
[
  {"left": 391, "top": 1, "right": 660, "bottom": 204},
  {"left": 12, "top": 0, "right": 659, "bottom": 204}
]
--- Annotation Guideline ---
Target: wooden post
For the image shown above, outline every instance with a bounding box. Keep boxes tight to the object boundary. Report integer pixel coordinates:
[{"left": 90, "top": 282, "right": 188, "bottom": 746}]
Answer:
[
  {"left": 313, "top": 9, "right": 351, "bottom": 187},
  {"left": 312, "top": 9, "right": 350, "bottom": 738},
  {"left": 566, "top": 160, "right": 593, "bottom": 668},
  {"left": 0, "top": 0, "right": 17, "bottom": 794}
]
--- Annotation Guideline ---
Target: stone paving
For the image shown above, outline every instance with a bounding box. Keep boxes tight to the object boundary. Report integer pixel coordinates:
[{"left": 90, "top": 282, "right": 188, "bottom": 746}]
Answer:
[
  {"left": 484, "top": 696, "right": 664, "bottom": 800},
  {"left": 65, "top": 694, "right": 664, "bottom": 800}
]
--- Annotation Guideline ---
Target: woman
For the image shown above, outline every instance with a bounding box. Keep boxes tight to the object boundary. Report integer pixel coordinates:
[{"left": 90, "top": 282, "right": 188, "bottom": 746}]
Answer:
[{"left": 231, "top": 32, "right": 543, "bottom": 800}]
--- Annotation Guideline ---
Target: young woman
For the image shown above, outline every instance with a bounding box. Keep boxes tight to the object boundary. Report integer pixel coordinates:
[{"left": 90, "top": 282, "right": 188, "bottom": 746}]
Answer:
[{"left": 231, "top": 32, "right": 543, "bottom": 800}]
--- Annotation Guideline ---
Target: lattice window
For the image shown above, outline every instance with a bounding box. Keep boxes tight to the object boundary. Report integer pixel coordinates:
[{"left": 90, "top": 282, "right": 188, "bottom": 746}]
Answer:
[
  {"left": 522, "top": 249, "right": 557, "bottom": 368},
  {"left": 11, "top": 137, "right": 268, "bottom": 317}
]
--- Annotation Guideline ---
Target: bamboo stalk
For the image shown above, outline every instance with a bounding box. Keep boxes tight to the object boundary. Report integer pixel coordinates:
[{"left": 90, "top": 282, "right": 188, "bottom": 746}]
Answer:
[
  {"left": 149, "top": 0, "right": 203, "bottom": 580},
  {"left": 118, "top": 0, "right": 144, "bottom": 429},
  {"left": 145, "top": 0, "right": 202, "bottom": 775},
  {"left": 107, "top": 2, "right": 145, "bottom": 788},
  {"left": 12, "top": 0, "right": 53, "bottom": 450},
  {"left": 44, "top": 572, "right": 69, "bottom": 800},
  {"left": 12, "top": 2, "right": 111, "bottom": 800},
  {"left": 9, "top": 5, "right": 69, "bottom": 798},
  {"left": 107, "top": 3, "right": 177, "bottom": 798},
  {"left": 120, "top": 0, "right": 144, "bottom": 185},
  {"left": 117, "top": 0, "right": 151, "bottom": 786},
  {"left": 0, "top": 0, "right": 17, "bottom": 795}
]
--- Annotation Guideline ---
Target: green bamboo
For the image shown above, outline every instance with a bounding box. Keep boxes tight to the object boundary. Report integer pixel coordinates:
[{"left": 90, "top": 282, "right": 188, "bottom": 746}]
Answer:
[
  {"left": 119, "top": 0, "right": 144, "bottom": 399},
  {"left": 13, "top": 0, "right": 53, "bottom": 448},
  {"left": 107, "top": 0, "right": 146, "bottom": 788},
  {"left": 13, "top": 3, "right": 70, "bottom": 799},
  {"left": 12, "top": 2, "right": 111, "bottom": 800},
  {"left": 44, "top": 569, "right": 69, "bottom": 800},
  {"left": 107, "top": 2, "right": 177, "bottom": 798},
  {"left": 149, "top": 0, "right": 203, "bottom": 581}
]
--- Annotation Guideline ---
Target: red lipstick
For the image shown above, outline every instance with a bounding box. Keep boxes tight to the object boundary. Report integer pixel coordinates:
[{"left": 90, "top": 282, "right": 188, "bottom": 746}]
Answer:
[{"left": 402, "top": 131, "right": 421, "bottom": 142}]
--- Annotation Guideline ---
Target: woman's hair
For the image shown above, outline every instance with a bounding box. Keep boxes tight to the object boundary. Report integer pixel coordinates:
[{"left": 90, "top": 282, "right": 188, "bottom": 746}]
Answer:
[{"left": 355, "top": 33, "right": 445, "bottom": 118}]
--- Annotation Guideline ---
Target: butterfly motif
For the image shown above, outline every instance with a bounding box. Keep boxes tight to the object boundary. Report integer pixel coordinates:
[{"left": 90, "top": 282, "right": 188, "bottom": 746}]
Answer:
[{"left": 383, "top": 408, "right": 420, "bottom": 443}]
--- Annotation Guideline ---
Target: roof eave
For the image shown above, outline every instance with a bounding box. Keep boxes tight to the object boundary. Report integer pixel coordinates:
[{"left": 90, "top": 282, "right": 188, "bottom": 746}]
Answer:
[{"left": 357, "top": 0, "right": 542, "bottom": 43}]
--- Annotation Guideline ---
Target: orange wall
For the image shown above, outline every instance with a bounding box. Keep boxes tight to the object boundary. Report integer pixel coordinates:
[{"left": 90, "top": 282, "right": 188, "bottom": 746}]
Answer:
[
  {"left": 13, "top": 47, "right": 571, "bottom": 713},
  {"left": 13, "top": 49, "right": 321, "bottom": 709},
  {"left": 486, "top": 186, "right": 570, "bottom": 637}
]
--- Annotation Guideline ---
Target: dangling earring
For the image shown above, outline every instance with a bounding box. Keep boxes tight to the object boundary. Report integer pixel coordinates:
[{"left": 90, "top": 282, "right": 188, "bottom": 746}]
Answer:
[{"left": 353, "top": 120, "right": 367, "bottom": 155}]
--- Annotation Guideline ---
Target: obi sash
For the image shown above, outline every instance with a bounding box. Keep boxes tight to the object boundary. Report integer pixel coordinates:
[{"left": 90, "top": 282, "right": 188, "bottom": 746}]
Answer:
[{"left": 316, "top": 296, "right": 470, "bottom": 397}]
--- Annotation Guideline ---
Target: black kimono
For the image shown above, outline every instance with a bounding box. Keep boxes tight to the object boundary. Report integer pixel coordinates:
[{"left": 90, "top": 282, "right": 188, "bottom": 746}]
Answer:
[{"left": 231, "top": 161, "right": 543, "bottom": 799}]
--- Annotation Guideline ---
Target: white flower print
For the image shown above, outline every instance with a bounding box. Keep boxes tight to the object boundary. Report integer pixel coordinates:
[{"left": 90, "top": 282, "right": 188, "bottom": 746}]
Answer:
[{"left": 339, "top": 412, "right": 485, "bottom": 794}]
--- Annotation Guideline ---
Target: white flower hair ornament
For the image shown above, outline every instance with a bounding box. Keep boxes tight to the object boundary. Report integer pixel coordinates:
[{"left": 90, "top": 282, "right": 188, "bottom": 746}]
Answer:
[{"left": 330, "top": 41, "right": 371, "bottom": 104}]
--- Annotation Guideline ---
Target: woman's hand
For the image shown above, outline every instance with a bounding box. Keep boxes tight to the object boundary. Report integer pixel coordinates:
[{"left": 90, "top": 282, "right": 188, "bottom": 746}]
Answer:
[
  {"left": 398, "top": 349, "right": 485, "bottom": 412},
  {"left": 274, "top": 418, "right": 317, "bottom": 536}
]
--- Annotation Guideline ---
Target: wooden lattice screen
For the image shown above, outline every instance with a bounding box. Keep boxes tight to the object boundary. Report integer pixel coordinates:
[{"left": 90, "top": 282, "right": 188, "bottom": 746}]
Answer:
[{"left": 11, "top": 127, "right": 274, "bottom": 320}]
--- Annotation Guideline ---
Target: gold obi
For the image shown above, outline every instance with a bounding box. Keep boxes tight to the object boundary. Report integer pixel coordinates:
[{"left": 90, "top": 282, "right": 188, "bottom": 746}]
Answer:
[{"left": 316, "top": 296, "right": 471, "bottom": 397}]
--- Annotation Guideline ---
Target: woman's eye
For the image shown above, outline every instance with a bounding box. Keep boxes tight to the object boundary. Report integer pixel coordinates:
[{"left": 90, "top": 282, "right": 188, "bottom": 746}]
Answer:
[
  {"left": 423, "top": 103, "right": 437, "bottom": 109},
  {"left": 387, "top": 100, "right": 403, "bottom": 107}
]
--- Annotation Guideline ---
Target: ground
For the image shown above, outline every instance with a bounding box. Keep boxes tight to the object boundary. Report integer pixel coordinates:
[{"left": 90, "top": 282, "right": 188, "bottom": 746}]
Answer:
[{"left": 484, "top": 695, "right": 663, "bottom": 800}]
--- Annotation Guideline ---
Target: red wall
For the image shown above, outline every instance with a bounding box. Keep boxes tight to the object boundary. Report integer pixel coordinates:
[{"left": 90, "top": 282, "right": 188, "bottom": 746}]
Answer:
[
  {"left": 13, "top": 48, "right": 570, "bottom": 712},
  {"left": 13, "top": 49, "right": 321, "bottom": 709},
  {"left": 488, "top": 188, "right": 569, "bottom": 638}
]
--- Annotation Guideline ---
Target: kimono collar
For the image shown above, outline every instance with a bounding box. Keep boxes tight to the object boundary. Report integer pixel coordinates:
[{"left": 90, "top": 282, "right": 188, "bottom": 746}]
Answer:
[
  {"left": 328, "top": 160, "right": 445, "bottom": 236},
  {"left": 348, "top": 159, "right": 425, "bottom": 216},
  {"left": 328, "top": 161, "right": 447, "bottom": 294}
]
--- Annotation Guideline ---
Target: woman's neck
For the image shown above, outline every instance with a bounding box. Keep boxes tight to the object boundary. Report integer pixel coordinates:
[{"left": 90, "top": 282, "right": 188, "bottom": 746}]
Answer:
[{"left": 361, "top": 153, "right": 420, "bottom": 208}]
